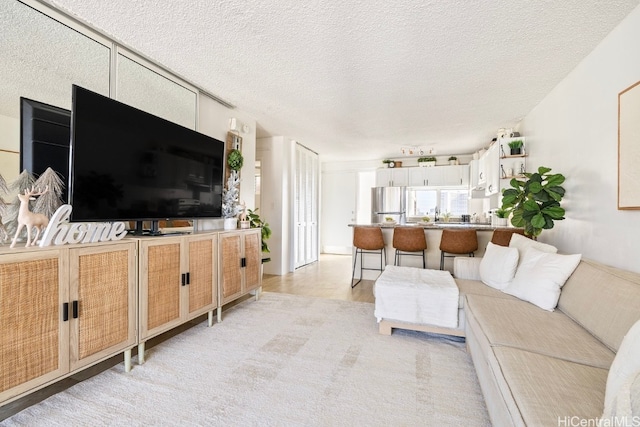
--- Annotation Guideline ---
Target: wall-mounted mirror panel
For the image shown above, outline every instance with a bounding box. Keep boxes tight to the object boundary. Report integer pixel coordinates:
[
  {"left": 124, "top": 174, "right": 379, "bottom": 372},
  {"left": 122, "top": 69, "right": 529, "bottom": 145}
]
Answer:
[
  {"left": 117, "top": 53, "right": 197, "bottom": 130},
  {"left": 0, "top": 0, "right": 111, "bottom": 180}
]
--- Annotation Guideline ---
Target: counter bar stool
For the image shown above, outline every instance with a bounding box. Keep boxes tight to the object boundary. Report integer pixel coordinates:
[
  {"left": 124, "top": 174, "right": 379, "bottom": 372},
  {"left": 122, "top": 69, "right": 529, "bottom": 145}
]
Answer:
[
  {"left": 439, "top": 229, "right": 478, "bottom": 270},
  {"left": 491, "top": 228, "right": 526, "bottom": 247},
  {"left": 351, "top": 226, "right": 386, "bottom": 288},
  {"left": 392, "top": 227, "right": 427, "bottom": 268}
]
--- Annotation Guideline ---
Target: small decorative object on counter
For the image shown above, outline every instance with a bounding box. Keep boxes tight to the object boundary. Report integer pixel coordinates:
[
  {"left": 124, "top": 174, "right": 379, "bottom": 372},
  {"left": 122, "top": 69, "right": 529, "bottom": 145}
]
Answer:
[
  {"left": 448, "top": 156, "right": 458, "bottom": 165},
  {"left": 10, "top": 186, "right": 49, "bottom": 248}
]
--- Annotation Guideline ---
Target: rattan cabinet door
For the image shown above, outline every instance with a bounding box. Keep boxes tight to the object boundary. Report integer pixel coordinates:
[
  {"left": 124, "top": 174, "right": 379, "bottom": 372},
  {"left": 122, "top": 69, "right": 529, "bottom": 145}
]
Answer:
[
  {"left": 68, "top": 242, "right": 137, "bottom": 372},
  {"left": 139, "top": 237, "right": 184, "bottom": 340},
  {"left": 244, "top": 230, "right": 262, "bottom": 292},
  {"left": 219, "top": 233, "right": 243, "bottom": 304},
  {"left": 0, "top": 249, "right": 68, "bottom": 404},
  {"left": 186, "top": 234, "right": 217, "bottom": 319}
]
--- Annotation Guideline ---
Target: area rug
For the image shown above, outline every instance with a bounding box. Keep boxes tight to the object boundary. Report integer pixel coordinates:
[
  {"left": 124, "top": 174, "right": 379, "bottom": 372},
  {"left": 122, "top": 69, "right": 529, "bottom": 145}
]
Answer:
[{"left": 4, "top": 293, "right": 490, "bottom": 426}]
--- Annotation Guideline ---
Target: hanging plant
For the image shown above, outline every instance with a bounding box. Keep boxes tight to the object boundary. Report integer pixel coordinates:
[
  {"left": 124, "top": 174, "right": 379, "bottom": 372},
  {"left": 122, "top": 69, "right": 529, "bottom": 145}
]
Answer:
[{"left": 227, "top": 149, "right": 244, "bottom": 171}]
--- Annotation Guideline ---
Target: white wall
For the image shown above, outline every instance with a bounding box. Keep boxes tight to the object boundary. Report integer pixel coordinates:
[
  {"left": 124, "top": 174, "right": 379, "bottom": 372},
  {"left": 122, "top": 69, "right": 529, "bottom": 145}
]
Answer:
[
  {"left": 196, "top": 94, "right": 256, "bottom": 231},
  {"left": 519, "top": 4, "right": 640, "bottom": 273},
  {"left": 256, "top": 136, "right": 294, "bottom": 275},
  {"left": 0, "top": 113, "right": 20, "bottom": 182}
]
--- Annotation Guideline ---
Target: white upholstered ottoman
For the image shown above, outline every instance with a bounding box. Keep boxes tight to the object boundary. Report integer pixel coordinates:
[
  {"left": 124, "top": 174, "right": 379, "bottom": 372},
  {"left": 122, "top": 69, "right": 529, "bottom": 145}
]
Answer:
[{"left": 373, "top": 265, "right": 464, "bottom": 337}]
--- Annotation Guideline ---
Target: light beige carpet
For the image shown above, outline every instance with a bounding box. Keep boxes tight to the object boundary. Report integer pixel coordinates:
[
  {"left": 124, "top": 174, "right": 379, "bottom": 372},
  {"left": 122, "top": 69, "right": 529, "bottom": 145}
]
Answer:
[{"left": 4, "top": 293, "right": 490, "bottom": 426}]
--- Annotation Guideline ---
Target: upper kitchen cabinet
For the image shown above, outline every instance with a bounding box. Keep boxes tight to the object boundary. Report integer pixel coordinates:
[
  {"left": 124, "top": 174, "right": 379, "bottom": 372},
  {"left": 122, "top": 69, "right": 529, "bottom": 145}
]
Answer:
[
  {"left": 484, "top": 143, "right": 500, "bottom": 196},
  {"left": 376, "top": 168, "right": 409, "bottom": 187},
  {"left": 408, "top": 165, "right": 469, "bottom": 187}
]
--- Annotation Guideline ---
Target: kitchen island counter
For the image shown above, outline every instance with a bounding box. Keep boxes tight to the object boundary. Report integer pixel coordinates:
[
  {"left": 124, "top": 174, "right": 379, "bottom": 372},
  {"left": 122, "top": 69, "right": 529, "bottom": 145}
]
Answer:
[{"left": 349, "top": 223, "right": 506, "bottom": 276}]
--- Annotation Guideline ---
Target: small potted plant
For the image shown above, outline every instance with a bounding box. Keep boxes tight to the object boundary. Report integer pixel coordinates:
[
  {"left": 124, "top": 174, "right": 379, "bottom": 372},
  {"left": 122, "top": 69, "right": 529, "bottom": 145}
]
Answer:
[
  {"left": 508, "top": 140, "right": 524, "bottom": 156},
  {"left": 418, "top": 156, "right": 437, "bottom": 167},
  {"left": 246, "top": 208, "right": 271, "bottom": 253},
  {"left": 494, "top": 208, "right": 508, "bottom": 226},
  {"left": 442, "top": 211, "right": 451, "bottom": 222},
  {"left": 382, "top": 159, "right": 392, "bottom": 168},
  {"left": 448, "top": 156, "right": 458, "bottom": 165}
]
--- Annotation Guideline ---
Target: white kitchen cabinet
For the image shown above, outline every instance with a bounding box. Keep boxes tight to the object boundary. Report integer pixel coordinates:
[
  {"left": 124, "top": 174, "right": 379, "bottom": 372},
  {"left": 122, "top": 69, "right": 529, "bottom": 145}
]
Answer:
[
  {"left": 376, "top": 168, "right": 409, "bottom": 187},
  {"left": 485, "top": 143, "right": 500, "bottom": 196},
  {"left": 469, "top": 159, "right": 479, "bottom": 189},
  {"left": 408, "top": 165, "right": 468, "bottom": 187}
]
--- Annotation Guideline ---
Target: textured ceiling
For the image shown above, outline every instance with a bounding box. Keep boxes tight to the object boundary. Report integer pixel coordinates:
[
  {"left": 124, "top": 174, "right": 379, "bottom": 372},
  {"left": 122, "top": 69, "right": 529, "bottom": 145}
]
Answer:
[{"left": 46, "top": 0, "right": 640, "bottom": 161}]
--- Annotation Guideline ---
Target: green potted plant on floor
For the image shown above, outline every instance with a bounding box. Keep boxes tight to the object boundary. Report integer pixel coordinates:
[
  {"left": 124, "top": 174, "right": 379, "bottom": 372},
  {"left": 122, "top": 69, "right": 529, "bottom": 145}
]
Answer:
[{"left": 500, "top": 166, "right": 566, "bottom": 237}]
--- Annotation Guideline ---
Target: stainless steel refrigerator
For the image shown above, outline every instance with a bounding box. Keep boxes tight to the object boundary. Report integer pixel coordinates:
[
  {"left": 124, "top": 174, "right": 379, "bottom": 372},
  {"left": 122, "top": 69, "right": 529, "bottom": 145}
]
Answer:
[{"left": 371, "top": 186, "right": 406, "bottom": 224}]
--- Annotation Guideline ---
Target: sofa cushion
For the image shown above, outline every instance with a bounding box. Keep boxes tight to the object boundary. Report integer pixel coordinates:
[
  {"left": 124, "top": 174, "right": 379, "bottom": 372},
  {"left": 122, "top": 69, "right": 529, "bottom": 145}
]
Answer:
[
  {"left": 502, "top": 247, "right": 581, "bottom": 311},
  {"left": 492, "top": 347, "right": 608, "bottom": 426},
  {"left": 508, "top": 233, "right": 557, "bottom": 265},
  {"left": 478, "top": 242, "right": 519, "bottom": 290},
  {"left": 604, "top": 319, "right": 640, "bottom": 411},
  {"left": 465, "top": 294, "right": 615, "bottom": 369},
  {"left": 558, "top": 259, "right": 640, "bottom": 352},
  {"left": 455, "top": 278, "right": 517, "bottom": 308}
]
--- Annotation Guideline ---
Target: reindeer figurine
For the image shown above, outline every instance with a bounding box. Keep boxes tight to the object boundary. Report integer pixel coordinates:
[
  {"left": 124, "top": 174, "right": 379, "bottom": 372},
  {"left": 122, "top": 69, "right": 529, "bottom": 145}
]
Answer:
[{"left": 10, "top": 186, "right": 49, "bottom": 248}]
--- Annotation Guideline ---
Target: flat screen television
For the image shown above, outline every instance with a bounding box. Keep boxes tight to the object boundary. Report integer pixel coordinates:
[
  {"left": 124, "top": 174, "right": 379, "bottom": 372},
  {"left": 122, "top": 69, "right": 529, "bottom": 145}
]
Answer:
[
  {"left": 20, "top": 97, "right": 71, "bottom": 202},
  {"left": 69, "top": 85, "right": 225, "bottom": 230}
]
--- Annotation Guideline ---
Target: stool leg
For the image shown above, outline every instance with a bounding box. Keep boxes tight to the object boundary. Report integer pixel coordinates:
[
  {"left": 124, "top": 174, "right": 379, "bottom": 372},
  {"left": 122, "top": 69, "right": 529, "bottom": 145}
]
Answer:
[
  {"left": 422, "top": 250, "right": 426, "bottom": 269},
  {"left": 440, "top": 251, "right": 445, "bottom": 270},
  {"left": 351, "top": 248, "right": 360, "bottom": 288},
  {"left": 394, "top": 249, "right": 399, "bottom": 266}
]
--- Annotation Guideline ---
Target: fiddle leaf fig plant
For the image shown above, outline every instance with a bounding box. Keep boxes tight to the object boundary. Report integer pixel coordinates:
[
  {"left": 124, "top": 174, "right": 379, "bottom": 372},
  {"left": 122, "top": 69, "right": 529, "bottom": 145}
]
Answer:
[{"left": 501, "top": 166, "right": 566, "bottom": 237}]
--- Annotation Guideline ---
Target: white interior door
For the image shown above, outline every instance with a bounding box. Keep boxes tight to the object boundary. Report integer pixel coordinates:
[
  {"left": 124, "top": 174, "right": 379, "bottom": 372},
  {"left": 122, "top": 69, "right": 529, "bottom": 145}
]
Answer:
[{"left": 294, "top": 144, "right": 319, "bottom": 269}]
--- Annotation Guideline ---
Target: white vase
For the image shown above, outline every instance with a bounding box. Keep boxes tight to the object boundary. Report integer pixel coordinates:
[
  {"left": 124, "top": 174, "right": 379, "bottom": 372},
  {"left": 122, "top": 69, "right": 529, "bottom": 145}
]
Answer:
[
  {"left": 223, "top": 218, "right": 238, "bottom": 230},
  {"left": 496, "top": 217, "right": 508, "bottom": 227}
]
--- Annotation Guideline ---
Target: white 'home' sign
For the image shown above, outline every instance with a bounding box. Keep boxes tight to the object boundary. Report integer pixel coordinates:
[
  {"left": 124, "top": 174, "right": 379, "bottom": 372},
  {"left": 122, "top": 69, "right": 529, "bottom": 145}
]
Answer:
[{"left": 39, "top": 204, "right": 128, "bottom": 247}]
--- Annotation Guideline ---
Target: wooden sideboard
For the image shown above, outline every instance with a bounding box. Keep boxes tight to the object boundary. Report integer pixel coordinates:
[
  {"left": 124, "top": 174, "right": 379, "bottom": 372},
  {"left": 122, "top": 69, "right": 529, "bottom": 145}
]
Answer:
[{"left": 0, "top": 228, "right": 261, "bottom": 407}]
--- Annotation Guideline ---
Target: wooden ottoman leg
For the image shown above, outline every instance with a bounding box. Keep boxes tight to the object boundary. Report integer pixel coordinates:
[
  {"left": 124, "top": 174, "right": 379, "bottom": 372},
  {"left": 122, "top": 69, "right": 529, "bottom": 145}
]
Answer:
[{"left": 379, "top": 320, "right": 392, "bottom": 335}]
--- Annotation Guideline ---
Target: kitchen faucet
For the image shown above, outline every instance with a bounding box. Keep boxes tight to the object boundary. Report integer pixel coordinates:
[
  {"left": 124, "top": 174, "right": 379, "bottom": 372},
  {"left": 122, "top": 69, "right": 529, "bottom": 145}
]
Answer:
[{"left": 434, "top": 206, "right": 440, "bottom": 222}]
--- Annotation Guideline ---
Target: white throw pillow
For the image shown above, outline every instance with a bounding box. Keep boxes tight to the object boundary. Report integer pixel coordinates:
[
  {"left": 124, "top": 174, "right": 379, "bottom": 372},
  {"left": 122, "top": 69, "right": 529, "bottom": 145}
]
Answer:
[
  {"left": 508, "top": 234, "right": 557, "bottom": 266},
  {"left": 502, "top": 247, "right": 581, "bottom": 311},
  {"left": 604, "top": 319, "right": 640, "bottom": 413},
  {"left": 478, "top": 242, "right": 519, "bottom": 290}
]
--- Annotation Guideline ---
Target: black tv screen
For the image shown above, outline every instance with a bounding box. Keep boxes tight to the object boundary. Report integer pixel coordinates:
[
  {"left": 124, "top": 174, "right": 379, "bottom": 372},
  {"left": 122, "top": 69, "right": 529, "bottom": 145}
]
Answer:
[
  {"left": 70, "top": 85, "right": 225, "bottom": 222},
  {"left": 20, "top": 97, "right": 71, "bottom": 202}
]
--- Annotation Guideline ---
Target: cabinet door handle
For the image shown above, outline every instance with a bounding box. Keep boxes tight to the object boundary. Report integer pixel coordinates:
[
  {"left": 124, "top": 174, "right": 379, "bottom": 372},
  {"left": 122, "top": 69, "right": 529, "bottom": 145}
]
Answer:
[
  {"left": 63, "top": 302, "right": 69, "bottom": 322},
  {"left": 186, "top": 272, "right": 190, "bottom": 285},
  {"left": 72, "top": 300, "right": 79, "bottom": 319},
  {"left": 181, "top": 273, "right": 186, "bottom": 286},
  {"left": 241, "top": 257, "right": 247, "bottom": 268}
]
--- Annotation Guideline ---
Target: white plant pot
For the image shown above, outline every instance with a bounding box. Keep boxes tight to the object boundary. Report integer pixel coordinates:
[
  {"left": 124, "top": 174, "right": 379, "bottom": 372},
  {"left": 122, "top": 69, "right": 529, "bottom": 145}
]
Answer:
[
  {"left": 496, "top": 217, "right": 508, "bottom": 226},
  {"left": 239, "top": 220, "right": 250, "bottom": 229},
  {"left": 223, "top": 218, "right": 238, "bottom": 230}
]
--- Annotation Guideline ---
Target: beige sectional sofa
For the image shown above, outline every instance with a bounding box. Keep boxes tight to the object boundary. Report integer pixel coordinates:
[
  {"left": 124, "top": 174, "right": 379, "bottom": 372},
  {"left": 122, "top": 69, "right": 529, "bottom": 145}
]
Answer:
[{"left": 453, "top": 256, "right": 640, "bottom": 426}]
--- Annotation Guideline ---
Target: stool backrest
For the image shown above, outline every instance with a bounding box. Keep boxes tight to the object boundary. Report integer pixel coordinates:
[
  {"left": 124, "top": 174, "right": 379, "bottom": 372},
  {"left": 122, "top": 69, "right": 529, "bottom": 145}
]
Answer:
[
  {"left": 353, "top": 227, "right": 385, "bottom": 250},
  {"left": 439, "top": 229, "right": 478, "bottom": 253},
  {"left": 491, "top": 228, "right": 526, "bottom": 247},
  {"left": 393, "top": 227, "right": 427, "bottom": 251}
]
